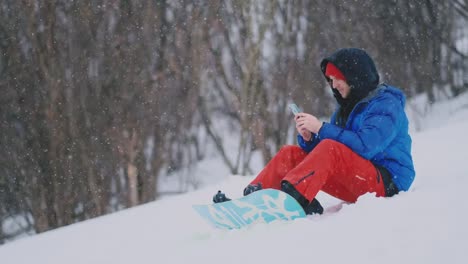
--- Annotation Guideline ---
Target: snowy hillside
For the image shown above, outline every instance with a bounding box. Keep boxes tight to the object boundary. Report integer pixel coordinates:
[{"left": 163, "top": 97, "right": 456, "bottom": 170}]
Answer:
[{"left": 1, "top": 96, "right": 468, "bottom": 264}]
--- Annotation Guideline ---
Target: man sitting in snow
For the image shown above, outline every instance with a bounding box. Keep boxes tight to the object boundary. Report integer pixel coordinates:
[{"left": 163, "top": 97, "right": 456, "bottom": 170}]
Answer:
[{"left": 214, "top": 48, "right": 415, "bottom": 215}]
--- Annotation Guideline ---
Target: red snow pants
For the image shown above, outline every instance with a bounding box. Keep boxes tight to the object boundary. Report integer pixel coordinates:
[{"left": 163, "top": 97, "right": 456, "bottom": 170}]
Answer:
[{"left": 250, "top": 139, "right": 386, "bottom": 203}]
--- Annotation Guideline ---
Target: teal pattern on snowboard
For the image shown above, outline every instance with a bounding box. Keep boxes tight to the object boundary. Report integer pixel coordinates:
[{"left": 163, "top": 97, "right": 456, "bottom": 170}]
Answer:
[{"left": 193, "top": 189, "right": 306, "bottom": 230}]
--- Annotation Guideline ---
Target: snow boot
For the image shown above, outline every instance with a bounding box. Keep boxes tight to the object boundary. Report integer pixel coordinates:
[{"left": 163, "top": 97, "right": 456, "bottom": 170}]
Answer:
[
  {"left": 281, "top": 181, "right": 323, "bottom": 215},
  {"left": 213, "top": 190, "right": 231, "bottom": 203},
  {"left": 243, "top": 183, "right": 263, "bottom": 196}
]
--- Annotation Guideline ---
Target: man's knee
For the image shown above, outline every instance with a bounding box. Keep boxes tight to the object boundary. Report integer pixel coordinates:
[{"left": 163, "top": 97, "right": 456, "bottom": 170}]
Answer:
[
  {"left": 279, "top": 145, "right": 303, "bottom": 153},
  {"left": 317, "top": 139, "right": 341, "bottom": 148},
  {"left": 314, "top": 139, "right": 350, "bottom": 153},
  {"left": 277, "top": 145, "right": 304, "bottom": 157}
]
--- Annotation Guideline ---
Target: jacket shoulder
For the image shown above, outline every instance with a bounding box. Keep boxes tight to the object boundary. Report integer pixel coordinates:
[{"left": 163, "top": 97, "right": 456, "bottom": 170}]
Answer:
[{"left": 368, "top": 84, "right": 406, "bottom": 108}]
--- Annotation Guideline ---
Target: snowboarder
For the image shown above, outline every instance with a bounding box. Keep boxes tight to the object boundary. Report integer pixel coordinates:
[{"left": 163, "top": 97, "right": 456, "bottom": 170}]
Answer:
[{"left": 214, "top": 48, "right": 415, "bottom": 215}]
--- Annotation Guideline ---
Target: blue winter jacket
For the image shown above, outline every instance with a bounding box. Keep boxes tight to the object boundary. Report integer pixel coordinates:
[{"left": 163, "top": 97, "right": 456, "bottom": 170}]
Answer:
[{"left": 297, "top": 84, "right": 415, "bottom": 192}]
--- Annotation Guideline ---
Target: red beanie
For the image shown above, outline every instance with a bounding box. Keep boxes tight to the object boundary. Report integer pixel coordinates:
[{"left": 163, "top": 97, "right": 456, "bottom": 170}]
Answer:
[{"left": 325, "top": 62, "right": 346, "bottom": 81}]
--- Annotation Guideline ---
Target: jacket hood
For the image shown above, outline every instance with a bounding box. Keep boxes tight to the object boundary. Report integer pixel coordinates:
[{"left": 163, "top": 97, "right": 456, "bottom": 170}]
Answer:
[
  {"left": 321, "top": 48, "right": 380, "bottom": 96},
  {"left": 372, "top": 84, "right": 406, "bottom": 108}
]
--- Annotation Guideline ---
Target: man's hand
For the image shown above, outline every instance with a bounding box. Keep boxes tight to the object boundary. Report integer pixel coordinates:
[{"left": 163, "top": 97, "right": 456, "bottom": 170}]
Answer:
[
  {"left": 295, "top": 118, "right": 313, "bottom": 141},
  {"left": 295, "top": 113, "right": 323, "bottom": 135}
]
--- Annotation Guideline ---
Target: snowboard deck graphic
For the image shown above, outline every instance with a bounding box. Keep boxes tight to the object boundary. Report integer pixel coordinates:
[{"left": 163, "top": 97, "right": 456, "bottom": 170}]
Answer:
[{"left": 193, "top": 189, "right": 306, "bottom": 230}]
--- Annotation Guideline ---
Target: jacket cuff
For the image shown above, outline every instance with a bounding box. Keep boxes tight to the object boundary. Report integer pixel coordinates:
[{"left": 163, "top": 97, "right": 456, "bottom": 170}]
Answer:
[
  {"left": 317, "top": 122, "right": 337, "bottom": 139},
  {"left": 297, "top": 134, "right": 315, "bottom": 153}
]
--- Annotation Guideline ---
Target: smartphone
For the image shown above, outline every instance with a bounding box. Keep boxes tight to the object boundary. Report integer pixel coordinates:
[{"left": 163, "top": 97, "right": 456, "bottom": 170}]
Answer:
[{"left": 288, "top": 103, "right": 301, "bottom": 115}]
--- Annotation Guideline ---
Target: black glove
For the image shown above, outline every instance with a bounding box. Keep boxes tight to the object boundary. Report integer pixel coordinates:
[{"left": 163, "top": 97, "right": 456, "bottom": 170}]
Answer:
[
  {"left": 213, "top": 190, "right": 231, "bottom": 203},
  {"left": 243, "top": 183, "right": 262, "bottom": 196}
]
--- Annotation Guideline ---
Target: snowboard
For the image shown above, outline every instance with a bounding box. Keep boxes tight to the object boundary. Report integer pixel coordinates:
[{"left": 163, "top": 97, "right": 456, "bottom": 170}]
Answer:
[{"left": 193, "top": 189, "right": 306, "bottom": 230}]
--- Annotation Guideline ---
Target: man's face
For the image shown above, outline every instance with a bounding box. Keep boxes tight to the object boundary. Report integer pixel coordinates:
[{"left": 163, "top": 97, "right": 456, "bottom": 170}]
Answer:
[{"left": 329, "top": 76, "right": 351, "bottom": 98}]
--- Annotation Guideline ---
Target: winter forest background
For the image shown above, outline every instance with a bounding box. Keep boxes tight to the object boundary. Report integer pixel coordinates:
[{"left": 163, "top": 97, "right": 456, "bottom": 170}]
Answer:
[{"left": 0, "top": 0, "right": 467, "bottom": 244}]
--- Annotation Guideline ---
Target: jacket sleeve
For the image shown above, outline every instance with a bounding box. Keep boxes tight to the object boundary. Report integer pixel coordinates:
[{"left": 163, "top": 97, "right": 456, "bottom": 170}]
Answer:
[
  {"left": 317, "top": 96, "right": 402, "bottom": 159},
  {"left": 297, "top": 133, "right": 320, "bottom": 153}
]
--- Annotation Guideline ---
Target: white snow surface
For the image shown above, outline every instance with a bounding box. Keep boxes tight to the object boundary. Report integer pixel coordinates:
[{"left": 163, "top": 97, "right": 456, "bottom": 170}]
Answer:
[{"left": 1, "top": 98, "right": 468, "bottom": 264}]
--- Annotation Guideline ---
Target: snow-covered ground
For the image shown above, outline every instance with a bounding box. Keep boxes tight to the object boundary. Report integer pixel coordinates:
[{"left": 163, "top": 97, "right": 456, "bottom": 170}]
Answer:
[{"left": 1, "top": 94, "right": 468, "bottom": 264}]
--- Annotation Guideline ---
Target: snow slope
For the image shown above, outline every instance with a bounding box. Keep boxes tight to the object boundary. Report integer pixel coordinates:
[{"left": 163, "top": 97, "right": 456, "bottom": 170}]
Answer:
[{"left": 1, "top": 101, "right": 467, "bottom": 264}]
